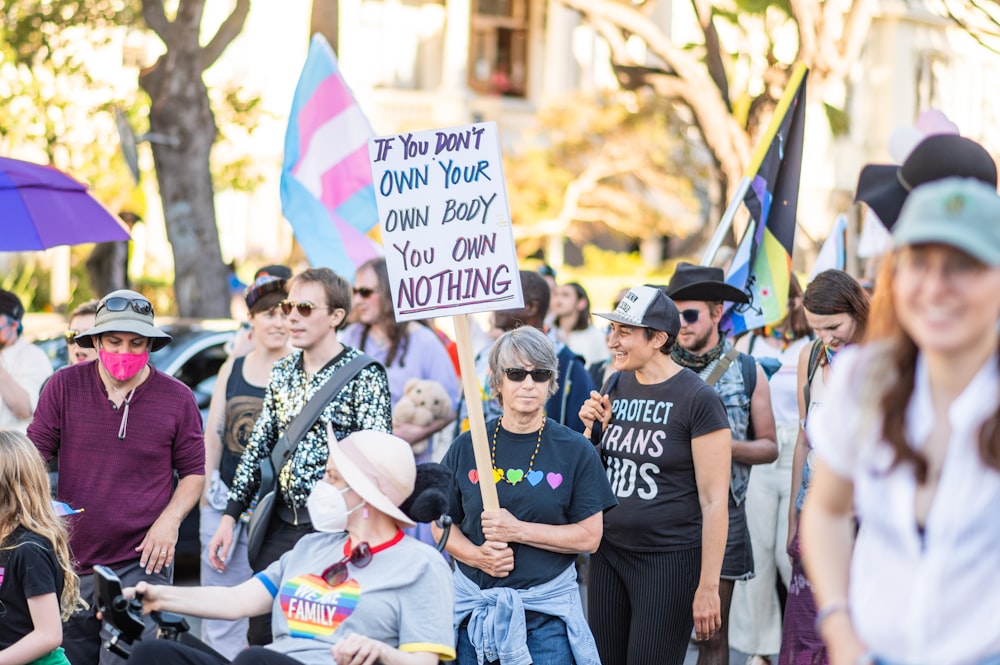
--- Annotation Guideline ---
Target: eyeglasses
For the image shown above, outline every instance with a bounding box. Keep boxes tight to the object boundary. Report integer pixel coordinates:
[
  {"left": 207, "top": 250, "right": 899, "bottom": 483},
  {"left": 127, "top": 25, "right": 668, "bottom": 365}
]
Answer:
[
  {"left": 98, "top": 297, "right": 153, "bottom": 317},
  {"left": 503, "top": 367, "right": 554, "bottom": 383},
  {"left": 63, "top": 330, "right": 81, "bottom": 346},
  {"left": 279, "top": 300, "right": 334, "bottom": 317},
  {"left": 321, "top": 542, "right": 373, "bottom": 587},
  {"left": 353, "top": 287, "right": 376, "bottom": 299},
  {"left": 680, "top": 308, "right": 701, "bottom": 324}
]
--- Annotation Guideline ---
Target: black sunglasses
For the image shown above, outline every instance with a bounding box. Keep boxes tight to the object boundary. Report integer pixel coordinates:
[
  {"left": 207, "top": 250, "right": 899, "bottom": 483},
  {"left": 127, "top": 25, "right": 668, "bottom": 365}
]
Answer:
[
  {"left": 680, "top": 308, "right": 701, "bottom": 324},
  {"left": 279, "top": 300, "right": 334, "bottom": 317},
  {"left": 98, "top": 297, "right": 153, "bottom": 317},
  {"left": 503, "top": 367, "right": 554, "bottom": 383},
  {"left": 63, "top": 329, "right": 81, "bottom": 345},
  {"left": 353, "top": 287, "right": 376, "bottom": 298},
  {"left": 321, "top": 542, "right": 373, "bottom": 587}
]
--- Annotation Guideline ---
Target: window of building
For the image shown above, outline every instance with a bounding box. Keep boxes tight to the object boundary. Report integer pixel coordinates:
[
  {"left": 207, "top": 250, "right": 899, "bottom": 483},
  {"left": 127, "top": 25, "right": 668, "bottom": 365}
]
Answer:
[{"left": 469, "top": 0, "right": 528, "bottom": 97}]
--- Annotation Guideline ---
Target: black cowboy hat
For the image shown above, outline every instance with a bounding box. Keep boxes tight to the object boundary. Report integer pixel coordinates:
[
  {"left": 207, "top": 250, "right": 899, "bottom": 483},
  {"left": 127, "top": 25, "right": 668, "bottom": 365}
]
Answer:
[
  {"left": 665, "top": 263, "right": 749, "bottom": 304},
  {"left": 854, "top": 134, "right": 997, "bottom": 230}
]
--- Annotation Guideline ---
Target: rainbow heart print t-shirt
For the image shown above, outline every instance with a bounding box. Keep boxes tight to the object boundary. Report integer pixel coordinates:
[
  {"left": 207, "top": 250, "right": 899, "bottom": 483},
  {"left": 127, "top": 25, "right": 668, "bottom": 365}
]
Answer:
[{"left": 254, "top": 531, "right": 456, "bottom": 665}]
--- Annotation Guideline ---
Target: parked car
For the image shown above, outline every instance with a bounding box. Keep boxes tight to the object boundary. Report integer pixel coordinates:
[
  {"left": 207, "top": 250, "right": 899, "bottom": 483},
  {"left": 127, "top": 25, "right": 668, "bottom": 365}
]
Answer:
[{"left": 35, "top": 319, "right": 240, "bottom": 560}]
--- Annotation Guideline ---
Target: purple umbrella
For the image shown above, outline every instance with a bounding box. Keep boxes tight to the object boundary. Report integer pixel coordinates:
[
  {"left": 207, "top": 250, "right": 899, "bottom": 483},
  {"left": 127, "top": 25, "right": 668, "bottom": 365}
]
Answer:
[{"left": 1, "top": 156, "right": 131, "bottom": 251}]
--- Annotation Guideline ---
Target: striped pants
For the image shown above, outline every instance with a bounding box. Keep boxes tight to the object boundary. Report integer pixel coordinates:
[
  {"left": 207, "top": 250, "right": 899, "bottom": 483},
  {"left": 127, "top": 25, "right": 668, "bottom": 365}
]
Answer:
[{"left": 588, "top": 541, "right": 701, "bottom": 665}]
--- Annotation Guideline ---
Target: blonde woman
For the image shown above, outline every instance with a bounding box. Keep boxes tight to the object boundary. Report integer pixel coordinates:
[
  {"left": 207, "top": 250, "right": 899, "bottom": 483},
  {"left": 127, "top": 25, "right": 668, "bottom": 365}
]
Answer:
[{"left": 0, "top": 430, "right": 82, "bottom": 665}]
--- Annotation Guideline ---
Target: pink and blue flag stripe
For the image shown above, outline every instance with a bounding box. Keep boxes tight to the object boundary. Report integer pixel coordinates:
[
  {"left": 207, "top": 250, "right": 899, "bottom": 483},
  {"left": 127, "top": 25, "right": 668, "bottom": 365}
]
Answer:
[{"left": 281, "top": 34, "right": 380, "bottom": 279}]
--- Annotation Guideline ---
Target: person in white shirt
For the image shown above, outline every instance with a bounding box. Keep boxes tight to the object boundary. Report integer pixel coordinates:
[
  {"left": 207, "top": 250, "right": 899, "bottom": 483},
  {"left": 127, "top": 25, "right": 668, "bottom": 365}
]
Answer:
[
  {"left": 801, "top": 177, "right": 1000, "bottom": 665},
  {"left": 551, "top": 282, "right": 610, "bottom": 368},
  {"left": 0, "top": 289, "right": 53, "bottom": 432}
]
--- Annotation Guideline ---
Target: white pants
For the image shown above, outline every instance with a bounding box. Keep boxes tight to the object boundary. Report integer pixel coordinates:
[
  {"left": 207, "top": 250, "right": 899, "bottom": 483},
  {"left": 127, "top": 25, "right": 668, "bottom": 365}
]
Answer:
[
  {"left": 199, "top": 501, "right": 253, "bottom": 659},
  {"left": 729, "top": 422, "right": 796, "bottom": 656}
]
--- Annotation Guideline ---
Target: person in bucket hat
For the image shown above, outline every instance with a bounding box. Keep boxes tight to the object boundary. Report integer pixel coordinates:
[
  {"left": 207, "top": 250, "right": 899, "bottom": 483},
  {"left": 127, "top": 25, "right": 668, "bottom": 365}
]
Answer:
[
  {"left": 0, "top": 288, "right": 53, "bottom": 433},
  {"left": 800, "top": 178, "right": 1000, "bottom": 665},
  {"left": 126, "top": 430, "right": 457, "bottom": 665},
  {"left": 665, "top": 263, "right": 778, "bottom": 665},
  {"left": 28, "top": 289, "right": 206, "bottom": 665},
  {"left": 580, "top": 284, "right": 733, "bottom": 665}
]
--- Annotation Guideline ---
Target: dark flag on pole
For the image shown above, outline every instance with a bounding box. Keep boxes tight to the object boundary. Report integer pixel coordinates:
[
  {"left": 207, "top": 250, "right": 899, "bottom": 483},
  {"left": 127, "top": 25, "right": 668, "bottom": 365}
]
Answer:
[{"left": 721, "top": 64, "right": 808, "bottom": 336}]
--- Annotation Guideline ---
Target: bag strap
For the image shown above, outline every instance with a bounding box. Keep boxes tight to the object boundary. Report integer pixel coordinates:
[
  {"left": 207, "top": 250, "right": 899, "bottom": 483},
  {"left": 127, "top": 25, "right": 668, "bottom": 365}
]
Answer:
[
  {"left": 705, "top": 347, "right": 740, "bottom": 386},
  {"left": 802, "top": 339, "right": 824, "bottom": 411},
  {"left": 268, "top": 353, "right": 378, "bottom": 478},
  {"left": 739, "top": 352, "right": 757, "bottom": 399}
]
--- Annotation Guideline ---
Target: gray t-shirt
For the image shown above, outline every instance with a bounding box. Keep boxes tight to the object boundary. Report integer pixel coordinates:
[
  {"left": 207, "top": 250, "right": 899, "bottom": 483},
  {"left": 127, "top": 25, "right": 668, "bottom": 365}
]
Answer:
[{"left": 256, "top": 531, "right": 455, "bottom": 664}]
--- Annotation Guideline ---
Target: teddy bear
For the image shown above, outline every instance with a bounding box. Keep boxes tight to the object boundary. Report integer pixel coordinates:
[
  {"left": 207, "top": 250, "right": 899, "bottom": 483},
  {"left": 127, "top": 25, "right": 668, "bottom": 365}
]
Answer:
[{"left": 392, "top": 378, "right": 452, "bottom": 455}]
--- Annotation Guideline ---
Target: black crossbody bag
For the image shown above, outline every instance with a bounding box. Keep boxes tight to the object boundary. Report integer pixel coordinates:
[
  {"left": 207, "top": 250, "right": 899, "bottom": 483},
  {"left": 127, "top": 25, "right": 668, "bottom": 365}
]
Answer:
[{"left": 246, "top": 354, "right": 376, "bottom": 563}]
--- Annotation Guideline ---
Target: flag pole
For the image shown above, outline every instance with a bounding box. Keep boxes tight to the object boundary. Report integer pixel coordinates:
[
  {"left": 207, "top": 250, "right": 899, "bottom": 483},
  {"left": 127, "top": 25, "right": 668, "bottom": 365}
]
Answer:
[
  {"left": 701, "top": 176, "right": 751, "bottom": 266},
  {"left": 700, "top": 62, "right": 809, "bottom": 267}
]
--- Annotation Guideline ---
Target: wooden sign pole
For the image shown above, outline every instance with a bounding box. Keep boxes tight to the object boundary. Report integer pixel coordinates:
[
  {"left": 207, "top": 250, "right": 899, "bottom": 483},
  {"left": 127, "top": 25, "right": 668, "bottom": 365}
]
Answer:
[{"left": 452, "top": 313, "right": 499, "bottom": 511}]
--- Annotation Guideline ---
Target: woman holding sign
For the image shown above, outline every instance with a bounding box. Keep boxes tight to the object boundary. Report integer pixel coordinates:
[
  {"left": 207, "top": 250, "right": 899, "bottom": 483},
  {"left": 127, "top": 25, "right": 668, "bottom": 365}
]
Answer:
[
  {"left": 437, "top": 325, "right": 616, "bottom": 665},
  {"left": 579, "top": 285, "right": 732, "bottom": 665}
]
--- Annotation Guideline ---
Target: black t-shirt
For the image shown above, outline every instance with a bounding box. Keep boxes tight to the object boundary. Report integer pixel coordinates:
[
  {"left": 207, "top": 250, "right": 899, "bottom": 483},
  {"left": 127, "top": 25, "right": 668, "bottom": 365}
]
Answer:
[
  {"left": 442, "top": 417, "right": 617, "bottom": 589},
  {"left": 600, "top": 368, "right": 729, "bottom": 551},
  {"left": 0, "top": 527, "right": 64, "bottom": 649}
]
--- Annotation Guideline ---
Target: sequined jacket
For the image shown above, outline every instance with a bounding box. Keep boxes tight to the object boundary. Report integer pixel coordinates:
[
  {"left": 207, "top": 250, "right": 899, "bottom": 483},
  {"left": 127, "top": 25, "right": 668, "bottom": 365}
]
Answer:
[{"left": 224, "top": 346, "right": 392, "bottom": 519}]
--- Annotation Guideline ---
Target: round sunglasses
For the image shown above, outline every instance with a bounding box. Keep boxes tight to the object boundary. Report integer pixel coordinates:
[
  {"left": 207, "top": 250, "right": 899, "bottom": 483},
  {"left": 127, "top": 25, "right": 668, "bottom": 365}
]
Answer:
[
  {"left": 503, "top": 367, "right": 554, "bottom": 383},
  {"left": 321, "top": 542, "right": 373, "bottom": 587},
  {"left": 352, "top": 287, "right": 376, "bottom": 299}
]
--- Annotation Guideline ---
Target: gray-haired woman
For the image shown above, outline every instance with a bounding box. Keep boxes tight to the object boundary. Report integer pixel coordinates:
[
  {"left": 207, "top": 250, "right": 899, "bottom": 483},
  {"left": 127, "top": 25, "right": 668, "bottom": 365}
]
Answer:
[{"left": 437, "top": 326, "right": 617, "bottom": 665}]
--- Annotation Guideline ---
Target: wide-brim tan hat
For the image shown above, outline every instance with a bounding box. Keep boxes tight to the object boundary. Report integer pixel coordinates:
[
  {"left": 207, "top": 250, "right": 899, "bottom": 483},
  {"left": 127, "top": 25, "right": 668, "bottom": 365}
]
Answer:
[
  {"left": 75, "top": 289, "right": 172, "bottom": 351},
  {"left": 328, "top": 427, "right": 417, "bottom": 527}
]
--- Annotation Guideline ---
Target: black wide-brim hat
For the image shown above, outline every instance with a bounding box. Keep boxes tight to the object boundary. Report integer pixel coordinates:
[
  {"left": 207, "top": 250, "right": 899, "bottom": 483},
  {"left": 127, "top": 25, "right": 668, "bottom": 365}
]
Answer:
[
  {"left": 665, "top": 263, "right": 750, "bottom": 304},
  {"left": 855, "top": 134, "right": 998, "bottom": 230}
]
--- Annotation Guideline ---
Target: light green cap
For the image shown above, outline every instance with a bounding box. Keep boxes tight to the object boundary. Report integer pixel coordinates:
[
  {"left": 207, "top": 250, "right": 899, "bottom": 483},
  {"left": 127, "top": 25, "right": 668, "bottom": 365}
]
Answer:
[{"left": 893, "top": 177, "right": 1000, "bottom": 266}]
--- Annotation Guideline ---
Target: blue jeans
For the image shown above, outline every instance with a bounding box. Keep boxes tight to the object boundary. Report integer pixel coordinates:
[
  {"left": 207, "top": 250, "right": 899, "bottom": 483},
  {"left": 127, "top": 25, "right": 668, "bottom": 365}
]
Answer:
[{"left": 458, "top": 610, "right": 574, "bottom": 665}]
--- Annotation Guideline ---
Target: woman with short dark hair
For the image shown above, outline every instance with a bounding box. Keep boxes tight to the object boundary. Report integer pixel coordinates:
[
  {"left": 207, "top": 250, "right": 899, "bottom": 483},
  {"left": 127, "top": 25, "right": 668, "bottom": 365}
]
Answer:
[
  {"left": 439, "top": 325, "right": 616, "bottom": 665},
  {"left": 579, "top": 285, "right": 732, "bottom": 665}
]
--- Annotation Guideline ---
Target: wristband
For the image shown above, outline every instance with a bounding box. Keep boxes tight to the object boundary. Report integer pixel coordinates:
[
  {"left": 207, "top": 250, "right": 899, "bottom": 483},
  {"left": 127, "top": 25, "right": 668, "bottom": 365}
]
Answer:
[{"left": 814, "top": 600, "right": 848, "bottom": 632}]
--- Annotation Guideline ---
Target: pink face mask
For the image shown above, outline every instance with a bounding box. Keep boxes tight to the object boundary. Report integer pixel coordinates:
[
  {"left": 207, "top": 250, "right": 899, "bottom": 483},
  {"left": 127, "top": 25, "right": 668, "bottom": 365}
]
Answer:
[{"left": 99, "top": 350, "right": 149, "bottom": 381}]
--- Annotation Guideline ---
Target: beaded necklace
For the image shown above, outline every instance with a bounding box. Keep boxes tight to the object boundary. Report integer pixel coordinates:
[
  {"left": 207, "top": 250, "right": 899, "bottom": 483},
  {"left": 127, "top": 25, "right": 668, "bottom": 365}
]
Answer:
[{"left": 491, "top": 417, "right": 545, "bottom": 485}]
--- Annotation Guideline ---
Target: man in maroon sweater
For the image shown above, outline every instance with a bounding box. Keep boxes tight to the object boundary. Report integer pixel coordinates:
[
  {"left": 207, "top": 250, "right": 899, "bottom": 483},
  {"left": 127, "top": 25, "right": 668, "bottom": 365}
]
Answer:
[{"left": 29, "top": 289, "right": 205, "bottom": 665}]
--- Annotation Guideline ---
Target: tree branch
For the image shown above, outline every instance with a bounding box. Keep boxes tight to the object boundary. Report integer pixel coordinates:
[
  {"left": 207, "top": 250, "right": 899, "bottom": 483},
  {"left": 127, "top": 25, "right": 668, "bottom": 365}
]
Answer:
[
  {"left": 558, "top": 0, "right": 750, "bottom": 188},
  {"left": 201, "top": 0, "right": 251, "bottom": 70},
  {"left": 141, "top": 0, "right": 171, "bottom": 43}
]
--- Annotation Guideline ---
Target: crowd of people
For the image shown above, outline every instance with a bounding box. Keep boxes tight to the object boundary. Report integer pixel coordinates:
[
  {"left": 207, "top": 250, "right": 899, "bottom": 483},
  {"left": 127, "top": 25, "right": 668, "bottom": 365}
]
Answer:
[{"left": 1, "top": 131, "right": 998, "bottom": 665}]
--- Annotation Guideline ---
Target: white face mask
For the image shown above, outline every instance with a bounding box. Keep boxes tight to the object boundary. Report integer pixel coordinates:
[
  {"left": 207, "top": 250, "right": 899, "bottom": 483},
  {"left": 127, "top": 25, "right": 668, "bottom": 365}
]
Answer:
[{"left": 307, "top": 481, "right": 365, "bottom": 533}]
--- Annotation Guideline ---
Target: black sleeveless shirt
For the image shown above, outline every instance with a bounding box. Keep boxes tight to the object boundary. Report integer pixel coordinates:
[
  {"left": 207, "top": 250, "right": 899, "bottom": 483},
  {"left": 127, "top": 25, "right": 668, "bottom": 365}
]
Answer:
[{"left": 220, "top": 356, "right": 267, "bottom": 486}]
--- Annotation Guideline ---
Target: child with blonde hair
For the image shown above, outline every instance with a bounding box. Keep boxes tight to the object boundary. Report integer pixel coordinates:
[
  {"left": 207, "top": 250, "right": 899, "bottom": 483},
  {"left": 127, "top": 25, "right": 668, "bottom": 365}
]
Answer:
[{"left": 0, "top": 430, "right": 82, "bottom": 665}]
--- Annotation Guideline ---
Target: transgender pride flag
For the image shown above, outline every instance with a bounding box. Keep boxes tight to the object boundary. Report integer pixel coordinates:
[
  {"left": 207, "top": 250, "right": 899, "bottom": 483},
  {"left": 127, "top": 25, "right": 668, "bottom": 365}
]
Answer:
[{"left": 281, "top": 34, "right": 381, "bottom": 279}]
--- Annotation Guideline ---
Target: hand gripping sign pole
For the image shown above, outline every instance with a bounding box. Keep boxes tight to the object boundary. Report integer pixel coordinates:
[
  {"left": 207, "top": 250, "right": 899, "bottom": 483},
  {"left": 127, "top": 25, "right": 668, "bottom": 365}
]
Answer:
[{"left": 368, "top": 122, "right": 525, "bottom": 511}]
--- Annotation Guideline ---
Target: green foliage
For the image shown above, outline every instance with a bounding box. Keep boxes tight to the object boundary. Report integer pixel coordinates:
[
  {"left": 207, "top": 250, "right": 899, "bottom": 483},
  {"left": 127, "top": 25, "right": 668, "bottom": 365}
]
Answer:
[{"left": 505, "top": 89, "right": 711, "bottom": 244}]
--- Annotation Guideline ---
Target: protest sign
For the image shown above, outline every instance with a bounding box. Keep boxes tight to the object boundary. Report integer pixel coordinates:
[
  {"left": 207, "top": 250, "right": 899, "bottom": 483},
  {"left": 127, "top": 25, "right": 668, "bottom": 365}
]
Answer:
[
  {"left": 368, "top": 122, "right": 523, "bottom": 322},
  {"left": 368, "top": 121, "right": 524, "bottom": 511}
]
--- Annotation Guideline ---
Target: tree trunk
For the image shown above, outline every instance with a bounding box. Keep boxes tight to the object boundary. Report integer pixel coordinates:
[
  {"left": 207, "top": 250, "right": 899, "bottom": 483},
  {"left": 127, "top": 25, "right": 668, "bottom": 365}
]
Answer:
[
  {"left": 140, "top": 56, "right": 231, "bottom": 318},
  {"left": 311, "top": 0, "right": 340, "bottom": 53},
  {"left": 137, "top": 0, "right": 250, "bottom": 318}
]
